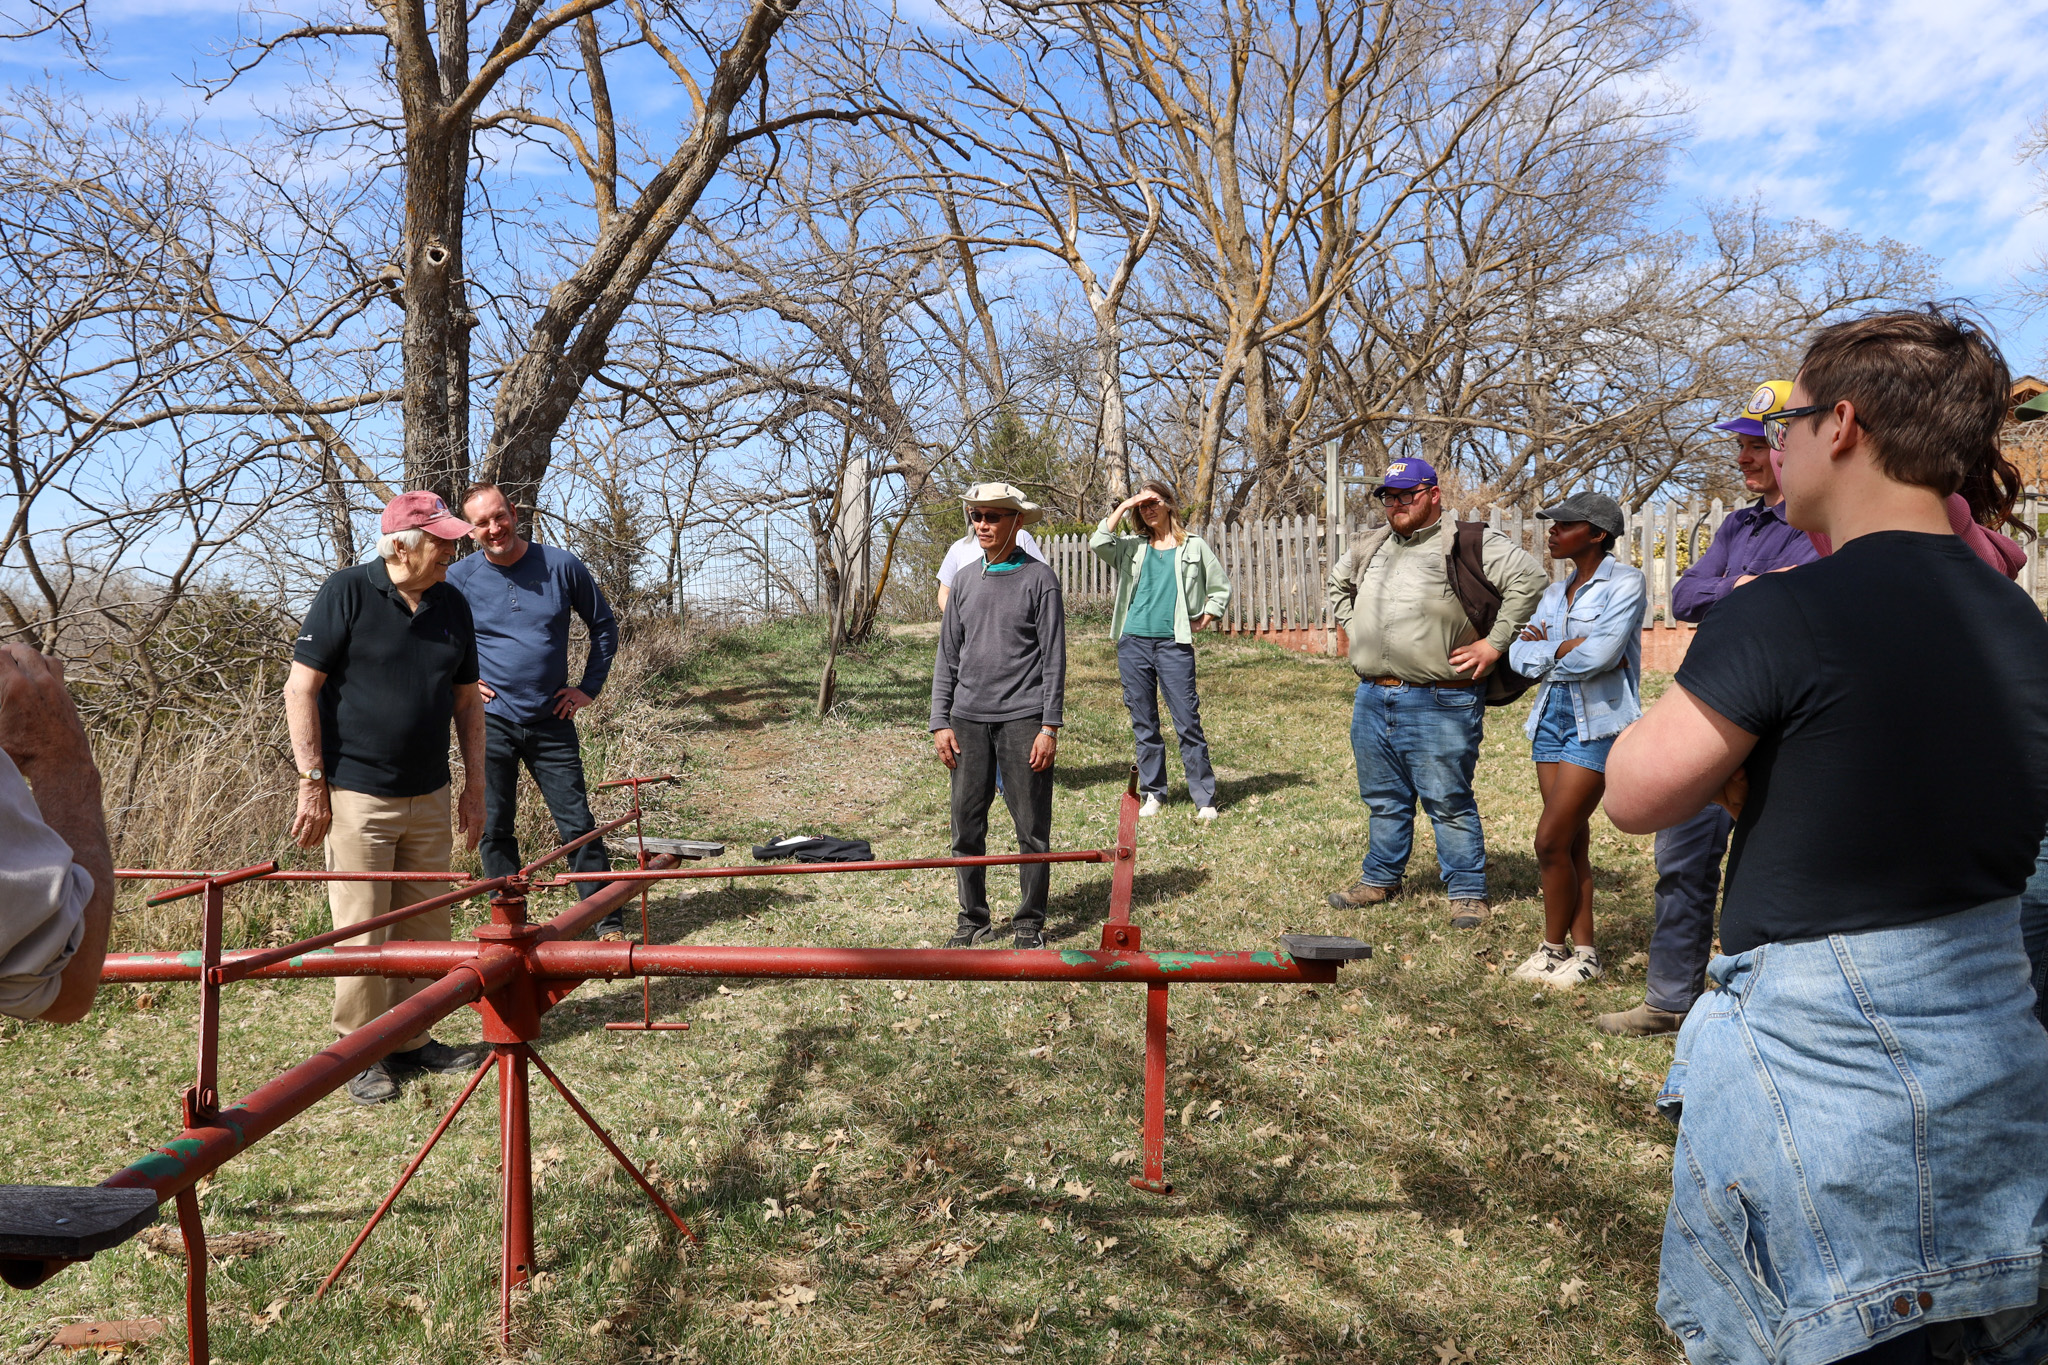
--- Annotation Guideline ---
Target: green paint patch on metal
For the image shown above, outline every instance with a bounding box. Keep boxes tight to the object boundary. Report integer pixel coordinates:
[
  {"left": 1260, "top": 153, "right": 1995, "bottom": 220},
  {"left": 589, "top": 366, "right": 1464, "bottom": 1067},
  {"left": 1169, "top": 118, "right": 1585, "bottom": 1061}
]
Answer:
[
  {"left": 1149, "top": 952, "right": 1220, "bottom": 971},
  {"left": 287, "top": 947, "right": 337, "bottom": 968},
  {"left": 1060, "top": 950, "right": 1125, "bottom": 969},
  {"left": 1249, "top": 951, "right": 1286, "bottom": 968},
  {"left": 129, "top": 1137, "right": 207, "bottom": 1182},
  {"left": 176, "top": 951, "right": 203, "bottom": 968}
]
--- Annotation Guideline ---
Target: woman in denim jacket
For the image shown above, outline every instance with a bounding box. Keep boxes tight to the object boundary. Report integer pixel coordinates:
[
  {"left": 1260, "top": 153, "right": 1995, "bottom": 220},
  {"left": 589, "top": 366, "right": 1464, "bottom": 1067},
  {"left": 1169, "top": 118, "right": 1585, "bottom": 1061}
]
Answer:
[
  {"left": 1505, "top": 493, "right": 1646, "bottom": 988},
  {"left": 1091, "top": 483, "right": 1231, "bottom": 819}
]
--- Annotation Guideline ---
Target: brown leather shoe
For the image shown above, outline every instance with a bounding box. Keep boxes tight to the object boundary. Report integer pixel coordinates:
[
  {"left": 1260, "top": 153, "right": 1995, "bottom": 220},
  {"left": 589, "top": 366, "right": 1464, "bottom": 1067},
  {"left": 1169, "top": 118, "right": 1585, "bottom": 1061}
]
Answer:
[
  {"left": 1448, "top": 899, "right": 1489, "bottom": 929},
  {"left": 1592, "top": 1002, "right": 1686, "bottom": 1037},
  {"left": 1326, "top": 879, "right": 1400, "bottom": 910}
]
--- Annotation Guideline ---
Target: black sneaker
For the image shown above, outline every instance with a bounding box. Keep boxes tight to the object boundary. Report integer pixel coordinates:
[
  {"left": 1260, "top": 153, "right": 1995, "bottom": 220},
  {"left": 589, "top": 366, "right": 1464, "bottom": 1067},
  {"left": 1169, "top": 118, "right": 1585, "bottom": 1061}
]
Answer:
[
  {"left": 1014, "top": 928, "right": 1047, "bottom": 950},
  {"left": 947, "top": 925, "right": 993, "bottom": 948},
  {"left": 387, "top": 1039, "right": 489, "bottom": 1075},
  {"left": 347, "top": 1063, "right": 400, "bottom": 1105}
]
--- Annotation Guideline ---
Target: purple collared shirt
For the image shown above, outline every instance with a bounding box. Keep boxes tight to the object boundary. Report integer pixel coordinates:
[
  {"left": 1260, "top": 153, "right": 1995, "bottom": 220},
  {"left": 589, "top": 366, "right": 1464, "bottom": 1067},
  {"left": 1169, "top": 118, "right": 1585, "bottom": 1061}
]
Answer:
[{"left": 1670, "top": 500, "right": 1818, "bottom": 623}]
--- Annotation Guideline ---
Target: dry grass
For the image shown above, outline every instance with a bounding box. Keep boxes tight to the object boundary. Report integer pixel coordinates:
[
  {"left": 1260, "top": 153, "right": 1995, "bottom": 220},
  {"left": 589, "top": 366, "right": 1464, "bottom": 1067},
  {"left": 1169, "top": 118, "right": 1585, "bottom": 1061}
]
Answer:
[{"left": 0, "top": 618, "right": 1687, "bottom": 1364}]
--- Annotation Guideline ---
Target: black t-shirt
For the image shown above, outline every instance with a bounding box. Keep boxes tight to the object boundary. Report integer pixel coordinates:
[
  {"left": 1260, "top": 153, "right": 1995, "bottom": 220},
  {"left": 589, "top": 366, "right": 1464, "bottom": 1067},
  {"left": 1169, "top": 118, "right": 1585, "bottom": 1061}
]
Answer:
[
  {"left": 1676, "top": 531, "right": 2048, "bottom": 952},
  {"left": 293, "top": 560, "right": 480, "bottom": 798}
]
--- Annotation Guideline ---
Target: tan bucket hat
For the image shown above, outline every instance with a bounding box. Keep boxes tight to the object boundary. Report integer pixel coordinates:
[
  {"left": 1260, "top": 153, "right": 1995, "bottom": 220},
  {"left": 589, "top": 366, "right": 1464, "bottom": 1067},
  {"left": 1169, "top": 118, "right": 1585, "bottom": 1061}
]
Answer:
[{"left": 960, "top": 481, "right": 1045, "bottom": 527}]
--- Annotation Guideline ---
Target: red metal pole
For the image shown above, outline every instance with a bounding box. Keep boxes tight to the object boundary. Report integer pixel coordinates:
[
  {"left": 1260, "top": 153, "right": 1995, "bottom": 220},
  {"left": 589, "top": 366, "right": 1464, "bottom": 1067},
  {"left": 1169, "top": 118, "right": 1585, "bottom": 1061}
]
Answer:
[
  {"left": 215, "top": 878, "right": 511, "bottom": 984},
  {"left": 497, "top": 1044, "right": 534, "bottom": 1346},
  {"left": 1131, "top": 982, "right": 1173, "bottom": 1195},
  {"left": 516, "top": 807, "right": 646, "bottom": 878},
  {"left": 538, "top": 849, "right": 1112, "bottom": 887},
  {"left": 146, "top": 859, "right": 278, "bottom": 907},
  {"left": 175, "top": 1187, "right": 207, "bottom": 1365},
  {"left": 120, "top": 870, "right": 462, "bottom": 883},
  {"left": 543, "top": 942, "right": 1342, "bottom": 986},
  {"left": 316, "top": 1049, "right": 495, "bottom": 1299},
  {"left": 188, "top": 881, "right": 224, "bottom": 1123}
]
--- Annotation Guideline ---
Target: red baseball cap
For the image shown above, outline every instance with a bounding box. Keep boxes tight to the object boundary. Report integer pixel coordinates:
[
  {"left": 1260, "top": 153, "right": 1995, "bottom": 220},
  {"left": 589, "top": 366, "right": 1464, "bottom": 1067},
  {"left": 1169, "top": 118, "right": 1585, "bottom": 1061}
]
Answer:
[{"left": 380, "top": 490, "right": 475, "bottom": 540}]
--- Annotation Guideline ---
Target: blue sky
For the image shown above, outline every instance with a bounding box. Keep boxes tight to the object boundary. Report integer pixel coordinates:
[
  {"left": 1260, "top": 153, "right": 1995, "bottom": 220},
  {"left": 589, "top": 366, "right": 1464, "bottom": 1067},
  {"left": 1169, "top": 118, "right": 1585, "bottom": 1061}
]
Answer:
[
  {"left": 1657, "top": 0, "right": 2048, "bottom": 372},
  {"left": 9, "top": 0, "right": 2048, "bottom": 371}
]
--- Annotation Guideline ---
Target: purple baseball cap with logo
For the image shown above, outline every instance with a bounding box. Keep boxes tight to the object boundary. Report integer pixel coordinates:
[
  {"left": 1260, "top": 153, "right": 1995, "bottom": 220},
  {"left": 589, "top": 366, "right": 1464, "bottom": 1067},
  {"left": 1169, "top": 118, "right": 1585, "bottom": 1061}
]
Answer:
[{"left": 1373, "top": 457, "right": 1439, "bottom": 493}]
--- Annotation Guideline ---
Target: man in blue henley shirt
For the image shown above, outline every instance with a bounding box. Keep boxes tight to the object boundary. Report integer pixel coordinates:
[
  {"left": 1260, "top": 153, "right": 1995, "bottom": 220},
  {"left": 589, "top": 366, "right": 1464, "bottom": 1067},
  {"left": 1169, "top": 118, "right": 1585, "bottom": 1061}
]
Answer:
[{"left": 448, "top": 484, "right": 627, "bottom": 938}]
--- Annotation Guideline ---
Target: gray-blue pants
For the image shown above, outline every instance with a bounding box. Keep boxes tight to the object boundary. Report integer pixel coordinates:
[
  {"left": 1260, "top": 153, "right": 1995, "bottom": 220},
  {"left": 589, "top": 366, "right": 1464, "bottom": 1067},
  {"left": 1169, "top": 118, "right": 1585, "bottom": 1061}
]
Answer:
[
  {"left": 1646, "top": 804, "right": 1734, "bottom": 1014},
  {"left": 1116, "top": 635, "right": 1216, "bottom": 808}
]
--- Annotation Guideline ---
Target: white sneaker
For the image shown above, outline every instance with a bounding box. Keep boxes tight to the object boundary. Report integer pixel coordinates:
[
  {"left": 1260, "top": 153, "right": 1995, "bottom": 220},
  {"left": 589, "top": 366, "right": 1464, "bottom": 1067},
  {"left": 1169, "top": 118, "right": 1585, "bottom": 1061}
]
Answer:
[
  {"left": 1195, "top": 806, "right": 1219, "bottom": 821},
  {"left": 1510, "top": 942, "right": 1571, "bottom": 983},
  {"left": 1139, "top": 795, "right": 1163, "bottom": 817},
  {"left": 1543, "top": 947, "right": 1604, "bottom": 990}
]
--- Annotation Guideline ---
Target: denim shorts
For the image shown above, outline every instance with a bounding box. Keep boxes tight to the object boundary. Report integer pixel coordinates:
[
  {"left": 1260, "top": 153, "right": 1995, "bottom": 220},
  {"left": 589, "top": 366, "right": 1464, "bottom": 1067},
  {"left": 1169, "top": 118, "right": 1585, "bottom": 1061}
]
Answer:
[
  {"left": 1655, "top": 898, "right": 2048, "bottom": 1365},
  {"left": 1530, "top": 686, "right": 1613, "bottom": 772}
]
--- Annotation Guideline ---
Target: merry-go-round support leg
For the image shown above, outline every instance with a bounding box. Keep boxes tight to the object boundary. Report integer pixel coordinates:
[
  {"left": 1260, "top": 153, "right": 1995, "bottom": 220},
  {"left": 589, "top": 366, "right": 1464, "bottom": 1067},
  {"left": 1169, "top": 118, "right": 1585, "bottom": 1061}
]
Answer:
[{"left": 1130, "top": 981, "right": 1174, "bottom": 1195}]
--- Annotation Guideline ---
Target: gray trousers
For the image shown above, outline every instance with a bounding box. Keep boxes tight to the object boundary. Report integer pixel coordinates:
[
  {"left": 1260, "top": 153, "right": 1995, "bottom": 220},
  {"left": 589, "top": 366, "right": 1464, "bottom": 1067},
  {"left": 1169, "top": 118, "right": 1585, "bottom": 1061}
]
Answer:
[
  {"left": 948, "top": 717, "right": 1054, "bottom": 931},
  {"left": 1117, "top": 635, "right": 1216, "bottom": 807},
  {"left": 1646, "top": 804, "right": 1734, "bottom": 1014}
]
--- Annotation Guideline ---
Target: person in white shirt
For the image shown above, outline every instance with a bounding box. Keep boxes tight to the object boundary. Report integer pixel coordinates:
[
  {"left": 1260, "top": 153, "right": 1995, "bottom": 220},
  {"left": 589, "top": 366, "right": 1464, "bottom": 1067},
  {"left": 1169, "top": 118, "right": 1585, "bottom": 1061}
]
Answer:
[
  {"left": 0, "top": 643, "right": 113, "bottom": 1023},
  {"left": 936, "top": 527, "right": 1044, "bottom": 613}
]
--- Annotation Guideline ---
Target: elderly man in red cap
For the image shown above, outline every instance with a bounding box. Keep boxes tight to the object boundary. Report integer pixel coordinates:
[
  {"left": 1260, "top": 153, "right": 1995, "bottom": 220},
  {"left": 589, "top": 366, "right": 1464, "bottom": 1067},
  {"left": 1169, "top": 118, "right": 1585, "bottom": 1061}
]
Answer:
[{"left": 283, "top": 491, "right": 489, "bottom": 1104}]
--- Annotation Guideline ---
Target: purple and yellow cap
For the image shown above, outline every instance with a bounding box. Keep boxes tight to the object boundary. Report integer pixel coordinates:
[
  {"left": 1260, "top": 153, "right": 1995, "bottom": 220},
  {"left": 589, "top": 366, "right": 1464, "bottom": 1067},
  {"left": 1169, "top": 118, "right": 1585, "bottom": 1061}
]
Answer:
[
  {"left": 1714, "top": 380, "right": 1795, "bottom": 439},
  {"left": 1373, "top": 457, "right": 1439, "bottom": 493}
]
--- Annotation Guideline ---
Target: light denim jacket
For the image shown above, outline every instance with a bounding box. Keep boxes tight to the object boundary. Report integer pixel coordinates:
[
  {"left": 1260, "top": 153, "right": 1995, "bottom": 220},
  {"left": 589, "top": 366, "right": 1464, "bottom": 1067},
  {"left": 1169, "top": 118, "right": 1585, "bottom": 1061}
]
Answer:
[{"left": 1506, "top": 556, "right": 1646, "bottom": 743}]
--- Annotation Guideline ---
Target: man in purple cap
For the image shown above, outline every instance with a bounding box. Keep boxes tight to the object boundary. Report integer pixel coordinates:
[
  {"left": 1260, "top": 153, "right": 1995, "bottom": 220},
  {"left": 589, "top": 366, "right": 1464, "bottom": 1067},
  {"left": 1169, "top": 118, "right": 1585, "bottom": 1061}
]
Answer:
[
  {"left": 1594, "top": 380, "right": 1817, "bottom": 1037},
  {"left": 284, "top": 490, "right": 489, "bottom": 1104},
  {"left": 1325, "top": 457, "right": 1544, "bottom": 928}
]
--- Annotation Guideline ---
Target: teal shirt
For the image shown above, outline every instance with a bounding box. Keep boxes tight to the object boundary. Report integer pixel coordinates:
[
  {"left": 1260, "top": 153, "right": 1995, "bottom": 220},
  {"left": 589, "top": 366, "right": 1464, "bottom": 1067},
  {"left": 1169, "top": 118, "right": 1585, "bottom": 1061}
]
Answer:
[{"left": 1122, "top": 546, "right": 1179, "bottom": 638}]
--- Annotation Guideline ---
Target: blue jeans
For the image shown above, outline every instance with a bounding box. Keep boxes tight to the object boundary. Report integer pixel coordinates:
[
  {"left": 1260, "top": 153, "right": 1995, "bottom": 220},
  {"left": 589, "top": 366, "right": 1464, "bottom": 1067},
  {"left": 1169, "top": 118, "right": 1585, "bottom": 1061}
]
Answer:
[
  {"left": 1647, "top": 804, "right": 1735, "bottom": 1015},
  {"left": 1656, "top": 899, "right": 2048, "bottom": 1365},
  {"left": 479, "top": 714, "right": 618, "bottom": 931},
  {"left": 1349, "top": 680, "right": 1487, "bottom": 900},
  {"left": 1529, "top": 684, "right": 1615, "bottom": 772},
  {"left": 1117, "top": 635, "right": 1216, "bottom": 807},
  {"left": 2018, "top": 830, "right": 2048, "bottom": 1027}
]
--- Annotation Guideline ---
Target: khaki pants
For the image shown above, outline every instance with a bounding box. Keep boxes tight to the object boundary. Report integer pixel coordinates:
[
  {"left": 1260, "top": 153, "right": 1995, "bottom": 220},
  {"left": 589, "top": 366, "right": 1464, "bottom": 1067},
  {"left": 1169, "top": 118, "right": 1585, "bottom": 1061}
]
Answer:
[{"left": 325, "top": 785, "right": 454, "bottom": 1049}]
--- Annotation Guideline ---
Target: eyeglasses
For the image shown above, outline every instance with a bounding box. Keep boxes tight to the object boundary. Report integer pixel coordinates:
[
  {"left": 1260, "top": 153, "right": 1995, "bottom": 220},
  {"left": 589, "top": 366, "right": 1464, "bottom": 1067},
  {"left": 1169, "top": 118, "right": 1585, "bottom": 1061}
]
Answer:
[
  {"left": 1375, "top": 487, "right": 1433, "bottom": 507},
  {"left": 967, "top": 509, "right": 1017, "bottom": 523},
  {"left": 1760, "top": 404, "right": 1829, "bottom": 451}
]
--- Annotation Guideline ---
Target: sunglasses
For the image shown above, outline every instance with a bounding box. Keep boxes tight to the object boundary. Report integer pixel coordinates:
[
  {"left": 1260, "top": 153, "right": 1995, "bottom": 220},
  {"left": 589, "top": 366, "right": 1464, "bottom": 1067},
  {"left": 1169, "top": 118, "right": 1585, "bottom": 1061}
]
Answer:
[
  {"left": 967, "top": 509, "right": 1017, "bottom": 524},
  {"left": 1375, "top": 486, "right": 1433, "bottom": 506},
  {"left": 1760, "top": 404, "right": 1830, "bottom": 451}
]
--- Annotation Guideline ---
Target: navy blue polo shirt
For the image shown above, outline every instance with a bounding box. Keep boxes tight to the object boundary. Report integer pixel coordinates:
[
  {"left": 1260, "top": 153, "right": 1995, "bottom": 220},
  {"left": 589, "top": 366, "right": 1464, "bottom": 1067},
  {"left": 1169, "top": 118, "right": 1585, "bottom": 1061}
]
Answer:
[{"left": 293, "top": 560, "right": 480, "bottom": 797}]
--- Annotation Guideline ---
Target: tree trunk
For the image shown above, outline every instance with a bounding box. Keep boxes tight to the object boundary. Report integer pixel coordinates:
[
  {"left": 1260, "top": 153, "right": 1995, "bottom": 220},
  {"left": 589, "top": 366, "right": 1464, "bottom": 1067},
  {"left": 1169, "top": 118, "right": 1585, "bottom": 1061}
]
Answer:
[{"left": 1094, "top": 305, "right": 1130, "bottom": 502}]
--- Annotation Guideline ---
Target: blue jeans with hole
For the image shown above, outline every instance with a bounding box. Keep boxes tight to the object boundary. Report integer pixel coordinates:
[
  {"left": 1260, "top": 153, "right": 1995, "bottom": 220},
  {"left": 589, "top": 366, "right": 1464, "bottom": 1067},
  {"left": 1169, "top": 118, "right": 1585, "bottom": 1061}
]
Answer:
[
  {"left": 1655, "top": 898, "right": 2048, "bottom": 1365},
  {"left": 1349, "top": 680, "right": 1488, "bottom": 900}
]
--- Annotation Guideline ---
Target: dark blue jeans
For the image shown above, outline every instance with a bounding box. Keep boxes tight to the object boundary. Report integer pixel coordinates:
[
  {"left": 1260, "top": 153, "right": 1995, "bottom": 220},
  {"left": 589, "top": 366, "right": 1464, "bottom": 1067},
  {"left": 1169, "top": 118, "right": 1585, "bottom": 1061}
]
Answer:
[
  {"left": 1646, "top": 804, "right": 1734, "bottom": 1014},
  {"left": 1349, "top": 680, "right": 1487, "bottom": 900},
  {"left": 948, "top": 717, "right": 1054, "bottom": 932},
  {"left": 1116, "top": 635, "right": 1216, "bottom": 807},
  {"left": 479, "top": 714, "right": 618, "bottom": 932}
]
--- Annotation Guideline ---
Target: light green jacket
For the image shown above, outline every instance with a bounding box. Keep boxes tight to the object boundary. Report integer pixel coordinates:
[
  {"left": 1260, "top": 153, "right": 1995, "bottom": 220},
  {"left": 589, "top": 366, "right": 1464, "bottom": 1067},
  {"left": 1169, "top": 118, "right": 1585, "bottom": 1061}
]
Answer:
[{"left": 1090, "top": 517, "right": 1232, "bottom": 644}]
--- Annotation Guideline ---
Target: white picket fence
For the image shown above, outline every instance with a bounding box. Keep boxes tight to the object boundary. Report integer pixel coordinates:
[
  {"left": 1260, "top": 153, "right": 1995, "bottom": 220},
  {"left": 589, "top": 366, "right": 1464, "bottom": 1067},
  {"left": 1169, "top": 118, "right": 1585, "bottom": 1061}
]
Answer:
[{"left": 1040, "top": 496, "right": 2048, "bottom": 634}]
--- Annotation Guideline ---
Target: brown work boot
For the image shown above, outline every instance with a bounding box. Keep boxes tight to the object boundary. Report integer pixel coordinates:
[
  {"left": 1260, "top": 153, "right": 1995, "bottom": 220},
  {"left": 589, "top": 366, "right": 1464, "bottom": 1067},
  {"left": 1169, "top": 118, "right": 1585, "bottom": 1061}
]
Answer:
[
  {"left": 1327, "top": 879, "right": 1400, "bottom": 910},
  {"left": 1448, "top": 898, "right": 1489, "bottom": 929},
  {"left": 1592, "top": 1002, "right": 1687, "bottom": 1037}
]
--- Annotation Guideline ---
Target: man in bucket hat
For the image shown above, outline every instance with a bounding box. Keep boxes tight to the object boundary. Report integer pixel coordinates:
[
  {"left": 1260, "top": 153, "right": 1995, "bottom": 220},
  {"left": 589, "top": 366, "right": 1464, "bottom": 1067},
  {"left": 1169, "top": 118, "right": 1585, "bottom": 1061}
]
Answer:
[
  {"left": 1593, "top": 380, "right": 1818, "bottom": 1038},
  {"left": 930, "top": 482, "right": 1067, "bottom": 949},
  {"left": 284, "top": 490, "right": 489, "bottom": 1104},
  {"left": 1325, "top": 456, "right": 1545, "bottom": 929}
]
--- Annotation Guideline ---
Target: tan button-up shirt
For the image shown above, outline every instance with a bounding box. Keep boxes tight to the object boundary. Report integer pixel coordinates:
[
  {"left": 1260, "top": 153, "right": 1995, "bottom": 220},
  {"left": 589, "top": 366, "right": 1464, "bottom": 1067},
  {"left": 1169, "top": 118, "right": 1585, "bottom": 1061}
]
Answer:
[{"left": 1327, "top": 518, "right": 1546, "bottom": 683}]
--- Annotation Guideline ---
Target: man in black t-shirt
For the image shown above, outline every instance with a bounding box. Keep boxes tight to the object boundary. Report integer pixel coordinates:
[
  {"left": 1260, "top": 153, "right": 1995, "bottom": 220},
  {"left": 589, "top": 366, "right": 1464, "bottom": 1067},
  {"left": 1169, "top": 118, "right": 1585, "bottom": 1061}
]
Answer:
[
  {"left": 285, "top": 491, "right": 490, "bottom": 1106},
  {"left": 1607, "top": 307, "right": 2048, "bottom": 1365}
]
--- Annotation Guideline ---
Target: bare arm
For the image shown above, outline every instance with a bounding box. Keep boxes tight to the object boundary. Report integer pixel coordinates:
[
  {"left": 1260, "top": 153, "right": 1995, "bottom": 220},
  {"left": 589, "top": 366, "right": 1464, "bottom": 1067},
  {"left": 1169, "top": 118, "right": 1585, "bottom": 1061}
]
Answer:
[
  {"left": 1605, "top": 684, "right": 1758, "bottom": 834},
  {"left": 284, "top": 662, "right": 332, "bottom": 849},
  {"left": 0, "top": 646, "right": 113, "bottom": 1024},
  {"left": 453, "top": 681, "right": 485, "bottom": 851}
]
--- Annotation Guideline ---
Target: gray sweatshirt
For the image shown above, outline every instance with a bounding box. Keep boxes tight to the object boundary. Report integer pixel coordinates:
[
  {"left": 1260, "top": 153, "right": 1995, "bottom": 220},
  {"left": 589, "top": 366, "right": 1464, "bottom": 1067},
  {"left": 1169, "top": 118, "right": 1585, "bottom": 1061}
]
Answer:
[{"left": 930, "top": 556, "right": 1066, "bottom": 730}]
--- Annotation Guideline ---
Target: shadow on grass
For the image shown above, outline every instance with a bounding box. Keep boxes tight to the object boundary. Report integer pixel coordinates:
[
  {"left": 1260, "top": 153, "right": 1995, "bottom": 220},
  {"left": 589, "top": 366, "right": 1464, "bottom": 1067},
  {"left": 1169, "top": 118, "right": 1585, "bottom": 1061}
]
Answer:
[
  {"left": 1040, "top": 869, "right": 1213, "bottom": 943},
  {"left": 1214, "top": 770, "right": 1311, "bottom": 807}
]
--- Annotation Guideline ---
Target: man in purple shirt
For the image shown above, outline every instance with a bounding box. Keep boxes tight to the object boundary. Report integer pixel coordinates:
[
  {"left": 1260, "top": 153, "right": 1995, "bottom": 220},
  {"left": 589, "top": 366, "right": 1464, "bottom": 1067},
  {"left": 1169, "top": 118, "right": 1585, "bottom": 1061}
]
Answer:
[{"left": 1595, "top": 380, "right": 1818, "bottom": 1036}]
